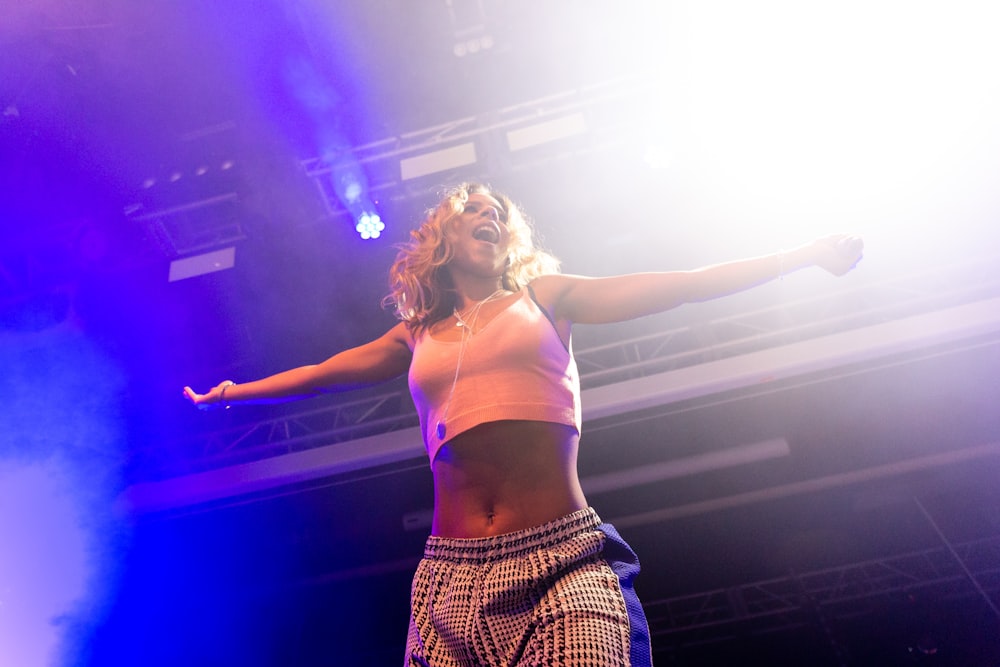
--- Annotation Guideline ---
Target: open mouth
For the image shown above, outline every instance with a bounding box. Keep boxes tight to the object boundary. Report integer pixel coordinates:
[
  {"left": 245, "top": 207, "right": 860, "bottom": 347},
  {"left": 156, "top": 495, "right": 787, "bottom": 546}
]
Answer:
[{"left": 472, "top": 223, "right": 500, "bottom": 244}]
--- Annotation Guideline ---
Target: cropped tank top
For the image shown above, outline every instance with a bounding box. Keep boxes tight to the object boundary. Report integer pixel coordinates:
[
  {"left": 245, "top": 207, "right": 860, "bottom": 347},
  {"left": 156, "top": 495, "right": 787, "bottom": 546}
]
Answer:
[{"left": 408, "top": 287, "right": 582, "bottom": 464}]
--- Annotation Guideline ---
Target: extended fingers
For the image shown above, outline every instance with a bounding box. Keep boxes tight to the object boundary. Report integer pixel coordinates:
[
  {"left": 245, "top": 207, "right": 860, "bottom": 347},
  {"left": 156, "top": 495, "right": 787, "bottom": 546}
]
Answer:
[
  {"left": 837, "top": 242, "right": 864, "bottom": 275},
  {"left": 183, "top": 385, "right": 213, "bottom": 410},
  {"left": 815, "top": 234, "right": 864, "bottom": 276},
  {"left": 837, "top": 235, "right": 864, "bottom": 255}
]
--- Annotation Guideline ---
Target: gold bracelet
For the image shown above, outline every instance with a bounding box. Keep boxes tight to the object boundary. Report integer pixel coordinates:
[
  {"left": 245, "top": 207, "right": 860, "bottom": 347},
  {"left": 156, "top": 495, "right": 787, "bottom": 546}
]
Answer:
[{"left": 219, "top": 381, "right": 235, "bottom": 410}]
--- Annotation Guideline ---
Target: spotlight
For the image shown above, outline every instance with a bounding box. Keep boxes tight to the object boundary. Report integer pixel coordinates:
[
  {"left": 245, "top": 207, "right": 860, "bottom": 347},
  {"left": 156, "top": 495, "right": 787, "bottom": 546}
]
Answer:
[
  {"left": 343, "top": 180, "right": 362, "bottom": 203},
  {"left": 355, "top": 212, "right": 385, "bottom": 240},
  {"left": 643, "top": 144, "right": 672, "bottom": 170},
  {"left": 452, "top": 34, "right": 494, "bottom": 58}
]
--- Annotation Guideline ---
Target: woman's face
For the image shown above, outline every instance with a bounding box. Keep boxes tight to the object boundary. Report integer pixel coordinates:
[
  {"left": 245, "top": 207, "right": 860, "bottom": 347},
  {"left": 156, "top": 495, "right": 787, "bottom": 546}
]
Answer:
[{"left": 444, "top": 192, "right": 512, "bottom": 279}]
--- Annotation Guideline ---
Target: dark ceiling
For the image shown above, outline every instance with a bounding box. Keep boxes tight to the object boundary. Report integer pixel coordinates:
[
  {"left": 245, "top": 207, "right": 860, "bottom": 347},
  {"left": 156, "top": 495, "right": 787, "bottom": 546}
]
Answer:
[{"left": 2, "top": 1, "right": 1000, "bottom": 666}]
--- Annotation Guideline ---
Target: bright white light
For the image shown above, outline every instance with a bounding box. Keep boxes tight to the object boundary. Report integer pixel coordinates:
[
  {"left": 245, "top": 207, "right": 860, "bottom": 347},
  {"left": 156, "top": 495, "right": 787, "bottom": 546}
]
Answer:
[
  {"left": 623, "top": 0, "right": 1000, "bottom": 255},
  {"left": 642, "top": 144, "right": 672, "bottom": 170},
  {"left": 355, "top": 212, "right": 385, "bottom": 240}
]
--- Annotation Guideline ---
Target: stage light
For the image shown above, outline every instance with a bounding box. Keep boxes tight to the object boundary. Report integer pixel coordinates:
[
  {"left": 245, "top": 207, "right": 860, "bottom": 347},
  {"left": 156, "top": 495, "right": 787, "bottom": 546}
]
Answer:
[
  {"left": 452, "top": 34, "right": 494, "bottom": 58},
  {"left": 330, "top": 163, "right": 384, "bottom": 239},
  {"left": 643, "top": 144, "right": 671, "bottom": 170},
  {"left": 355, "top": 212, "right": 385, "bottom": 240},
  {"left": 343, "top": 180, "right": 362, "bottom": 203},
  {"left": 637, "top": 0, "right": 1000, "bottom": 243}
]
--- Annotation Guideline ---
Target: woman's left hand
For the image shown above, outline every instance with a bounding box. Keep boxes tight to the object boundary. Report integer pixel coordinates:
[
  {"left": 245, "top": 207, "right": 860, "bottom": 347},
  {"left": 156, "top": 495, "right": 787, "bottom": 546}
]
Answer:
[{"left": 811, "top": 234, "right": 864, "bottom": 277}]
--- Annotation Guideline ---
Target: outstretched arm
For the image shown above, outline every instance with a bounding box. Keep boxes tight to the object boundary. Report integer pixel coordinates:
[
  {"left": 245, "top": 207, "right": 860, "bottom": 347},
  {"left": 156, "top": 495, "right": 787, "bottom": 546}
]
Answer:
[
  {"left": 536, "top": 234, "right": 863, "bottom": 325},
  {"left": 183, "top": 321, "right": 414, "bottom": 410}
]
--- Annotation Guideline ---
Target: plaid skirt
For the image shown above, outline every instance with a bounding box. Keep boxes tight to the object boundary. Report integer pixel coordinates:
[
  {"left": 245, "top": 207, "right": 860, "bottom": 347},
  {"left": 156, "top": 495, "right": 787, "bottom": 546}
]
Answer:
[{"left": 405, "top": 508, "right": 652, "bottom": 666}]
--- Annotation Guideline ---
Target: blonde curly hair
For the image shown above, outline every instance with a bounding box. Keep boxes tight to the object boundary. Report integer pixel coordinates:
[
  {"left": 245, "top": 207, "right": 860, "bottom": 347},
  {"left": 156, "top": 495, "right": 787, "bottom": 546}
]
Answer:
[{"left": 384, "top": 183, "right": 560, "bottom": 332}]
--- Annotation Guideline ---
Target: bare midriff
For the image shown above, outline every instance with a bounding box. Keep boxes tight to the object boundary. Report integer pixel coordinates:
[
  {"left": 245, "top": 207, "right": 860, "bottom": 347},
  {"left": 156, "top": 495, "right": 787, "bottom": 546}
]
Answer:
[{"left": 430, "top": 420, "right": 588, "bottom": 538}]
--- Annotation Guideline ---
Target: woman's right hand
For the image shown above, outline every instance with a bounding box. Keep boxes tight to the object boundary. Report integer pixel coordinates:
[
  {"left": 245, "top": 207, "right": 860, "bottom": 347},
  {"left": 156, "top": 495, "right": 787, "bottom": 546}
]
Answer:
[{"left": 183, "top": 380, "right": 234, "bottom": 411}]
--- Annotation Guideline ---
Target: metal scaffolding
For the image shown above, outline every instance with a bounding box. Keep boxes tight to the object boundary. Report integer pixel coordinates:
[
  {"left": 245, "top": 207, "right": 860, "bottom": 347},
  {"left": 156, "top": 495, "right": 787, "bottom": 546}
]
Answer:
[
  {"left": 301, "top": 78, "right": 653, "bottom": 220},
  {"left": 645, "top": 534, "right": 1000, "bottom": 647},
  {"left": 131, "top": 252, "right": 1000, "bottom": 481},
  {"left": 123, "top": 81, "right": 1000, "bottom": 482}
]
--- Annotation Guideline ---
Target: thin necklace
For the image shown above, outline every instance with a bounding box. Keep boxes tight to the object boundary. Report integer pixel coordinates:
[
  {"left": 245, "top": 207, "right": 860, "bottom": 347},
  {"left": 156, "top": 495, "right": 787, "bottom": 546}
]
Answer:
[
  {"left": 436, "top": 288, "right": 507, "bottom": 441},
  {"left": 453, "top": 288, "right": 506, "bottom": 332}
]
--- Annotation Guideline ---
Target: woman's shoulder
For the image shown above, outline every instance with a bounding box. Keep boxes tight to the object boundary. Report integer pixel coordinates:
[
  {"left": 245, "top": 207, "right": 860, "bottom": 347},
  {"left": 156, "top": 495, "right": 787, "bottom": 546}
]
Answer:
[
  {"left": 525, "top": 275, "right": 581, "bottom": 337},
  {"left": 526, "top": 274, "right": 585, "bottom": 310}
]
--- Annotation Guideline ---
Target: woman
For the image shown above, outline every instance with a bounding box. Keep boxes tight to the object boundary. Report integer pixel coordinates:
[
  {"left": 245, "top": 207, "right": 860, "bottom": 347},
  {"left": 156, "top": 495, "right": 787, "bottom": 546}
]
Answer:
[{"left": 184, "top": 183, "right": 863, "bottom": 666}]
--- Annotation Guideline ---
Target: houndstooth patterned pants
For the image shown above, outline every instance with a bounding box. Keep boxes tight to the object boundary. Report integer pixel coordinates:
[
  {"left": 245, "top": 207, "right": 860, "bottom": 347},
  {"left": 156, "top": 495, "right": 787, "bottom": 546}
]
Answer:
[{"left": 405, "top": 508, "right": 652, "bottom": 666}]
